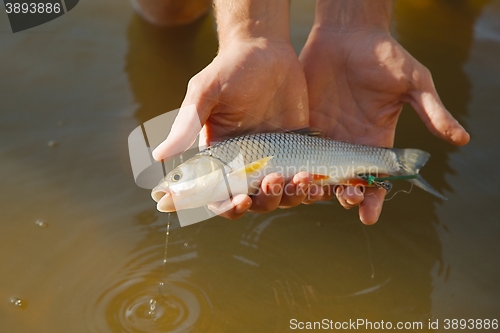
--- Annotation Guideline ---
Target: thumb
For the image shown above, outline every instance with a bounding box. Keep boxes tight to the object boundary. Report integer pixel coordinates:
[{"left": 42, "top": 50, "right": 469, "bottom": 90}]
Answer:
[
  {"left": 409, "top": 68, "right": 470, "bottom": 146},
  {"left": 152, "top": 73, "right": 219, "bottom": 161}
]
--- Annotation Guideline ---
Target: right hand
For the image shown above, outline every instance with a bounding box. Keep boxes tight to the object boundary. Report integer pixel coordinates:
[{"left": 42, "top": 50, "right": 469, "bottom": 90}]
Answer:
[{"left": 153, "top": 38, "right": 325, "bottom": 219}]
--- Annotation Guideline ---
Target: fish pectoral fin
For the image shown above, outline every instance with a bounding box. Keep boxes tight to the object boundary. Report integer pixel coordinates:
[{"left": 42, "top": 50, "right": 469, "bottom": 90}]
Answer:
[
  {"left": 245, "top": 156, "right": 274, "bottom": 174},
  {"left": 229, "top": 156, "right": 274, "bottom": 179}
]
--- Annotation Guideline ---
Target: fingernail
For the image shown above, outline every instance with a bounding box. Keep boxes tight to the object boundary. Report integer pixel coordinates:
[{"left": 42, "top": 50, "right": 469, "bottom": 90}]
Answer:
[
  {"left": 263, "top": 183, "right": 270, "bottom": 195},
  {"left": 219, "top": 200, "right": 234, "bottom": 212},
  {"left": 358, "top": 185, "right": 365, "bottom": 194},
  {"left": 235, "top": 203, "right": 249, "bottom": 214},
  {"left": 297, "top": 182, "right": 308, "bottom": 195},
  {"left": 232, "top": 196, "right": 244, "bottom": 206},
  {"left": 264, "top": 181, "right": 283, "bottom": 196},
  {"left": 310, "top": 185, "right": 324, "bottom": 197}
]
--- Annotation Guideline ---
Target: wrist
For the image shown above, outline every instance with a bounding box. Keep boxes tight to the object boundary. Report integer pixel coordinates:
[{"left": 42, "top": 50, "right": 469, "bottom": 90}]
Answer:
[
  {"left": 313, "top": 0, "right": 392, "bottom": 33},
  {"left": 214, "top": 0, "right": 291, "bottom": 48}
]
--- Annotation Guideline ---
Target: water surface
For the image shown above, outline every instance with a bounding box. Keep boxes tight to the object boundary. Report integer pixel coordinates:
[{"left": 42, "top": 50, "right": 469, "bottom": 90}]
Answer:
[{"left": 1, "top": 0, "right": 499, "bottom": 332}]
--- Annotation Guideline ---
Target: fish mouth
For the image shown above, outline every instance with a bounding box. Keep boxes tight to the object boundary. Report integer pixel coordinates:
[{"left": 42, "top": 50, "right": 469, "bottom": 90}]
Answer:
[
  {"left": 152, "top": 186, "right": 176, "bottom": 212},
  {"left": 151, "top": 188, "right": 166, "bottom": 202}
]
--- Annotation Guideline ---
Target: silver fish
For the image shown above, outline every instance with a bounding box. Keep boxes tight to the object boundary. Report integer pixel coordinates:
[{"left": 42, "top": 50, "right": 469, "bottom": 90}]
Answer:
[{"left": 152, "top": 132, "right": 446, "bottom": 212}]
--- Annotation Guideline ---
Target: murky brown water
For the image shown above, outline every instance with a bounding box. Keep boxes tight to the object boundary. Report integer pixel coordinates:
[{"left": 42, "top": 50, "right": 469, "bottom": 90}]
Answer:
[{"left": 1, "top": 1, "right": 499, "bottom": 332}]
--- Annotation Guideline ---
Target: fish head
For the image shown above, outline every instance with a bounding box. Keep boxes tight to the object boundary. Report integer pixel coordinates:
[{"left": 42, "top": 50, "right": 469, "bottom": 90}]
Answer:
[{"left": 151, "top": 155, "right": 227, "bottom": 212}]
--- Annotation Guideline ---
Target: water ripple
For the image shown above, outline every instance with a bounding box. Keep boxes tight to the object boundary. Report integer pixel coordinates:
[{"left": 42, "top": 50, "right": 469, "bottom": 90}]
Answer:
[{"left": 84, "top": 242, "right": 215, "bottom": 333}]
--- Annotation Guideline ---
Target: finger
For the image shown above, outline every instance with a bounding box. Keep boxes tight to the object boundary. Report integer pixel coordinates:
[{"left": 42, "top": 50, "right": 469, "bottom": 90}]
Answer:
[
  {"left": 249, "top": 174, "right": 285, "bottom": 213},
  {"left": 302, "top": 184, "right": 325, "bottom": 204},
  {"left": 278, "top": 172, "right": 312, "bottom": 208},
  {"left": 335, "top": 185, "right": 364, "bottom": 210},
  {"left": 320, "top": 185, "right": 336, "bottom": 201},
  {"left": 207, "top": 194, "right": 252, "bottom": 220},
  {"left": 409, "top": 67, "right": 470, "bottom": 146},
  {"left": 358, "top": 187, "right": 386, "bottom": 225},
  {"left": 152, "top": 73, "right": 219, "bottom": 161}
]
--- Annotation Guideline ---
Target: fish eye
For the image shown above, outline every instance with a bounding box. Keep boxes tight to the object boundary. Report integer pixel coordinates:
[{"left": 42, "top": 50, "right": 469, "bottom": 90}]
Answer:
[{"left": 171, "top": 172, "right": 182, "bottom": 182}]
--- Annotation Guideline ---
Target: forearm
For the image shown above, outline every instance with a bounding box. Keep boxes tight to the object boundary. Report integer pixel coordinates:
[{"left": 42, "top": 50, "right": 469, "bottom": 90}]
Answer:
[
  {"left": 214, "top": 0, "right": 290, "bottom": 47},
  {"left": 314, "top": 0, "right": 392, "bottom": 31}
]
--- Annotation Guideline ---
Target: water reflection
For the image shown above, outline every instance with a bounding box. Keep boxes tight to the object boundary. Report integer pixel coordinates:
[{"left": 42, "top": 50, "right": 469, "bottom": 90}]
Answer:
[
  {"left": 394, "top": 0, "right": 487, "bottom": 180},
  {"left": 125, "top": 13, "right": 217, "bottom": 125}
]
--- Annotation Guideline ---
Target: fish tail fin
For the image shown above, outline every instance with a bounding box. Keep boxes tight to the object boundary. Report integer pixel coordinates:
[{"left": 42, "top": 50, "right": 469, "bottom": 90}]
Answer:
[{"left": 391, "top": 148, "right": 447, "bottom": 200}]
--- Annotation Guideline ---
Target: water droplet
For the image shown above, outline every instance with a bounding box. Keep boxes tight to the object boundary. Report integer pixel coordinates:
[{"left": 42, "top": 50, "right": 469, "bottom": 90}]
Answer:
[
  {"left": 35, "top": 220, "right": 48, "bottom": 227},
  {"left": 10, "top": 297, "right": 26, "bottom": 308},
  {"left": 47, "top": 140, "right": 58, "bottom": 148},
  {"left": 148, "top": 299, "right": 156, "bottom": 315},
  {"left": 183, "top": 242, "right": 188, "bottom": 247}
]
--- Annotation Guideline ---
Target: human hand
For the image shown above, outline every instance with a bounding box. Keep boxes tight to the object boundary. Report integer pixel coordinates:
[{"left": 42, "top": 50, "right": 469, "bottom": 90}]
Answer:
[
  {"left": 300, "top": 26, "right": 470, "bottom": 224},
  {"left": 153, "top": 36, "right": 325, "bottom": 219}
]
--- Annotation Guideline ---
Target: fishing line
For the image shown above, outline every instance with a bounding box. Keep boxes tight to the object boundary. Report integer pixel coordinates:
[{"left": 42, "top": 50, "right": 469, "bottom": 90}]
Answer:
[
  {"left": 158, "top": 213, "right": 171, "bottom": 298},
  {"left": 358, "top": 174, "right": 417, "bottom": 201},
  {"left": 163, "top": 213, "right": 171, "bottom": 264},
  {"left": 361, "top": 226, "right": 375, "bottom": 279},
  {"left": 384, "top": 183, "right": 414, "bottom": 201}
]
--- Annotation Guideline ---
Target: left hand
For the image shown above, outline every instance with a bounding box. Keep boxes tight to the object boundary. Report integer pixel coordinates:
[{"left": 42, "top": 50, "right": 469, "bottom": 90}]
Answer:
[{"left": 300, "top": 27, "right": 470, "bottom": 224}]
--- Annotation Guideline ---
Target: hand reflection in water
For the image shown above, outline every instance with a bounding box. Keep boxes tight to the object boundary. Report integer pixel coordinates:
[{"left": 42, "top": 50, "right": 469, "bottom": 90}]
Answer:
[{"left": 133, "top": 0, "right": 470, "bottom": 224}]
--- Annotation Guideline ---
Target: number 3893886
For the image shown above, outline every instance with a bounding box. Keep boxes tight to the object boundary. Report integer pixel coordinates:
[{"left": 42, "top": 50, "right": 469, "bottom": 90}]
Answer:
[{"left": 5, "top": 2, "right": 61, "bottom": 14}]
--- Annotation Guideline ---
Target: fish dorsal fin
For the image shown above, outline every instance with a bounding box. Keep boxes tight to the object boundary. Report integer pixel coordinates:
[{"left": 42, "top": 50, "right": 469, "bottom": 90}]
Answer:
[{"left": 288, "top": 127, "right": 323, "bottom": 137}]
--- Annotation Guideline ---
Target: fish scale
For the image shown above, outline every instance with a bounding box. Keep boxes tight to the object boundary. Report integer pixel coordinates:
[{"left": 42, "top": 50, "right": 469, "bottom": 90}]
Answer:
[{"left": 199, "top": 132, "right": 401, "bottom": 182}]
